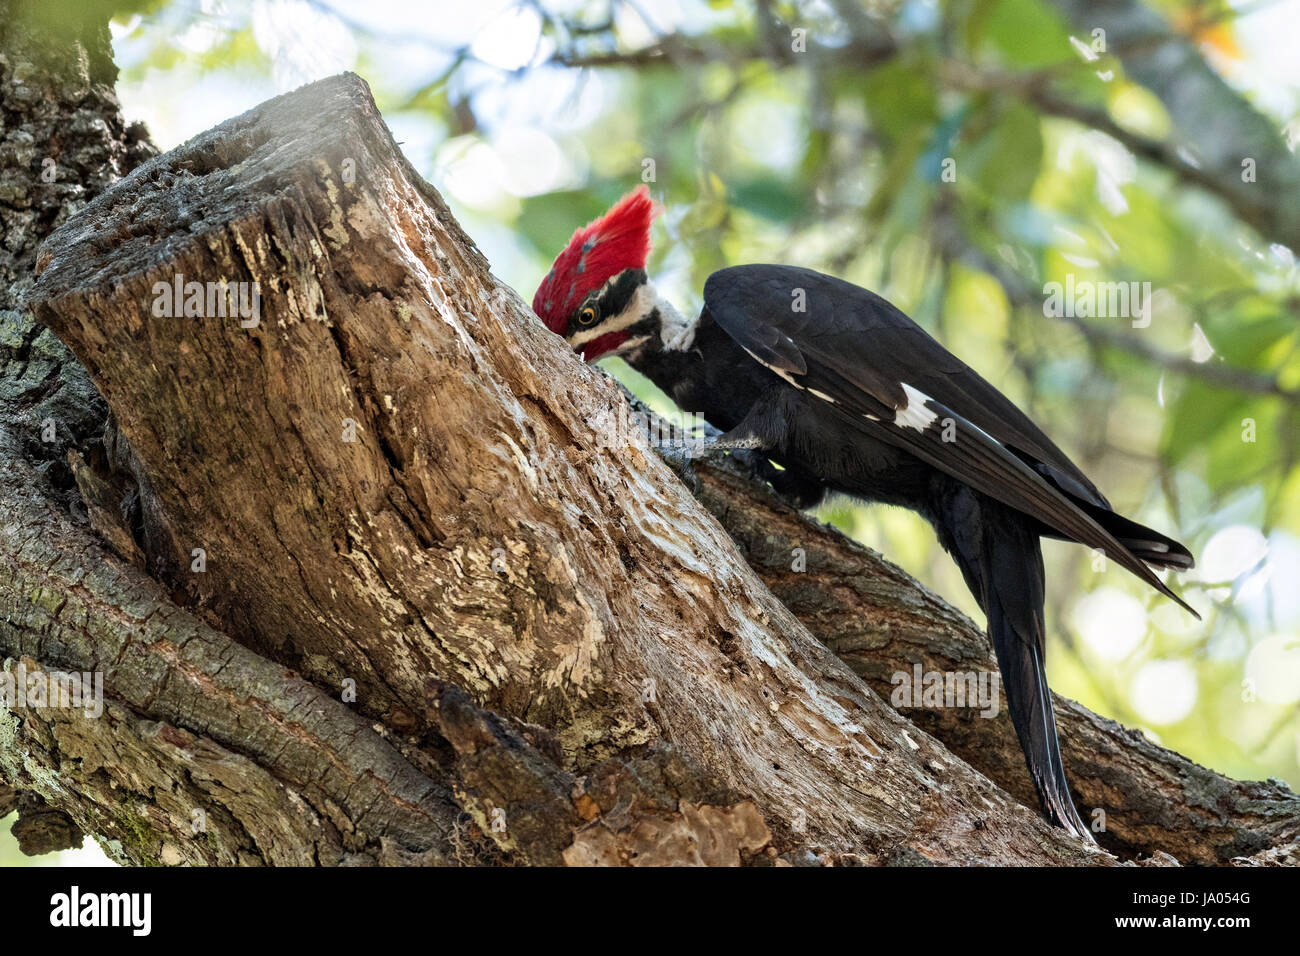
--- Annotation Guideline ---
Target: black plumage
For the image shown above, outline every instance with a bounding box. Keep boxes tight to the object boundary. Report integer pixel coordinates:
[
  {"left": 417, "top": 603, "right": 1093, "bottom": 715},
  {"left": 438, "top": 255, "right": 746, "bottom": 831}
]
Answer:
[{"left": 629, "top": 263, "right": 1196, "bottom": 841}]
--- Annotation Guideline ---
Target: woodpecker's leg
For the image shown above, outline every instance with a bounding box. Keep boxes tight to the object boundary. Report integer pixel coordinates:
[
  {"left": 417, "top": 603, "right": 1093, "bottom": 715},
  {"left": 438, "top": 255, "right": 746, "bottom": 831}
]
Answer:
[
  {"left": 653, "top": 424, "right": 757, "bottom": 496},
  {"left": 651, "top": 423, "right": 821, "bottom": 508},
  {"left": 678, "top": 439, "right": 824, "bottom": 510},
  {"left": 685, "top": 398, "right": 827, "bottom": 509},
  {"left": 695, "top": 431, "right": 767, "bottom": 452}
]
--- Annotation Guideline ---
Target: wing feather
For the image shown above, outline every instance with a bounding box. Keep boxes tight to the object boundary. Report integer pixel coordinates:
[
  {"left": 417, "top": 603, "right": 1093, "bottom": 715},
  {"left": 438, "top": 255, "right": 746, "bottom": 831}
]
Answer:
[
  {"left": 705, "top": 265, "right": 1108, "bottom": 506},
  {"left": 703, "top": 264, "right": 1197, "bottom": 616}
]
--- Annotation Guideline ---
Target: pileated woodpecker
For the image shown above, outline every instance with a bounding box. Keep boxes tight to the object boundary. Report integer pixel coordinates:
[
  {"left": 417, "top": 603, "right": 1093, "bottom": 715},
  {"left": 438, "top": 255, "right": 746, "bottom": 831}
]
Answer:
[{"left": 533, "top": 185, "right": 1197, "bottom": 841}]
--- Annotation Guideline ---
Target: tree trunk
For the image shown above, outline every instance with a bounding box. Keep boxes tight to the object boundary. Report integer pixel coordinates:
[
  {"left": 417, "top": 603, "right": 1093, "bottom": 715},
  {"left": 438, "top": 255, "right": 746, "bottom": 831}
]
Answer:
[{"left": 1, "top": 15, "right": 1294, "bottom": 866}]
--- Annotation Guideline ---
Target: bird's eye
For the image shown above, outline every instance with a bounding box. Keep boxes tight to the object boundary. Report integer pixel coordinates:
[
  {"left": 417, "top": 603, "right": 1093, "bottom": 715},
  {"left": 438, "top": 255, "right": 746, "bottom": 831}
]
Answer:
[{"left": 578, "top": 306, "right": 598, "bottom": 326}]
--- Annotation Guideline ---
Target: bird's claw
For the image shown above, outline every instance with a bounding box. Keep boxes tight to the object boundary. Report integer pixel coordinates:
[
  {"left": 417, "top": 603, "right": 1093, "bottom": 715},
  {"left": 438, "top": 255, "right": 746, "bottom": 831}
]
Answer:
[
  {"left": 655, "top": 443, "right": 703, "bottom": 496},
  {"left": 654, "top": 431, "right": 756, "bottom": 497}
]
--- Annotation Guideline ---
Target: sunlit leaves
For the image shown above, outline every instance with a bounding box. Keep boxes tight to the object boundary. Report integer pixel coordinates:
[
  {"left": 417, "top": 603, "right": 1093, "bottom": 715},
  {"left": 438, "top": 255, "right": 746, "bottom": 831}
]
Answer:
[
  {"left": 862, "top": 57, "right": 939, "bottom": 147},
  {"left": 943, "top": 262, "right": 1011, "bottom": 359},
  {"left": 976, "top": 0, "right": 1077, "bottom": 67}
]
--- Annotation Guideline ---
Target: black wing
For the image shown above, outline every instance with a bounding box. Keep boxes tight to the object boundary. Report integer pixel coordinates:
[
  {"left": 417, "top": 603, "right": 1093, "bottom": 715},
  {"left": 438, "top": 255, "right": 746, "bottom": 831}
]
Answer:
[{"left": 703, "top": 264, "right": 1195, "bottom": 614}]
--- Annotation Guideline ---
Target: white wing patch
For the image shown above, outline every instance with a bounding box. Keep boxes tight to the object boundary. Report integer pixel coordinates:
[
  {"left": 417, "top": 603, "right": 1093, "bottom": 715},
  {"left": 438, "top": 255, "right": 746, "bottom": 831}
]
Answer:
[
  {"left": 743, "top": 352, "right": 840, "bottom": 410},
  {"left": 742, "top": 347, "right": 802, "bottom": 389},
  {"left": 894, "top": 383, "right": 939, "bottom": 431}
]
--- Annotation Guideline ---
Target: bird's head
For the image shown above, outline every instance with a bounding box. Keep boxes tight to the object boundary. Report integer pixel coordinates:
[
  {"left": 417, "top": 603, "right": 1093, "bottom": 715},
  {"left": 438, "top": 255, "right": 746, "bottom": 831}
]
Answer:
[{"left": 532, "top": 185, "right": 667, "bottom": 363}]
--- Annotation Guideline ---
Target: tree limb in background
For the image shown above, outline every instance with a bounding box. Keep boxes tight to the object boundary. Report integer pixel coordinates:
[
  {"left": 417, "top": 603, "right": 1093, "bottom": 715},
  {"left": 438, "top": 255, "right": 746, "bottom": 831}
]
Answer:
[
  {"left": 539, "top": 1, "right": 1300, "bottom": 256},
  {"left": 1045, "top": 0, "right": 1300, "bottom": 252},
  {"left": 928, "top": 198, "right": 1299, "bottom": 404}
]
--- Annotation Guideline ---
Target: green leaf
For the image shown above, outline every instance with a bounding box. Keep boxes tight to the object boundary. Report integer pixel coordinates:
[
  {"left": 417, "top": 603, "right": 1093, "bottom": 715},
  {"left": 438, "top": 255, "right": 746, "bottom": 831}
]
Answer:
[
  {"left": 862, "top": 58, "right": 938, "bottom": 147},
  {"left": 979, "top": 0, "right": 1077, "bottom": 67},
  {"left": 1162, "top": 380, "right": 1258, "bottom": 477},
  {"left": 731, "top": 175, "right": 805, "bottom": 224},
  {"left": 963, "top": 104, "right": 1043, "bottom": 201}
]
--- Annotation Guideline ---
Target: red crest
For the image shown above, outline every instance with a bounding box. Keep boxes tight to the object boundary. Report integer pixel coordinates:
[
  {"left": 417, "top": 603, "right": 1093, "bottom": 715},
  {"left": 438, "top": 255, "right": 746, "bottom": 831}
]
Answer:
[{"left": 532, "top": 185, "right": 658, "bottom": 334}]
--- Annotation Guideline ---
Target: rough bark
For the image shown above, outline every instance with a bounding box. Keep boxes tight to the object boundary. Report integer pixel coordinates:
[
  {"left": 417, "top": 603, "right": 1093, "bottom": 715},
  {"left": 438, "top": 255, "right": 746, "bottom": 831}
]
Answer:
[
  {"left": 0, "top": 0, "right": 158, "bottom": 851},
  {"left": 0, "top": 1, "right": 153, "bottom": 476},
  {"left": 0, "top": 429, "right": 464, "bottom": 865},
  {"left": 0, "top": 21, "right": 1293, "bottom": 865}
]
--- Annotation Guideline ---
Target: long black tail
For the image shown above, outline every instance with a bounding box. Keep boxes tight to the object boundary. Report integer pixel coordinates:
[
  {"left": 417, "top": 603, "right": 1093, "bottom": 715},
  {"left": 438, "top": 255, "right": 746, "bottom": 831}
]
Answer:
[{"left": 934, "top": 484, "right": 1095, "bottom": 842}]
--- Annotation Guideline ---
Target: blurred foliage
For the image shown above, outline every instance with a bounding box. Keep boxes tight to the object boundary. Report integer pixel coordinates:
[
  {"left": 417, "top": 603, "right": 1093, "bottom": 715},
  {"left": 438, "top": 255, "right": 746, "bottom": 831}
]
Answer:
[
  {"left": 0, "top": 815, "right": 31, "bottom": 867},
  {"left": 98, "top": 0, "right": 1300, "bottom": 794}
]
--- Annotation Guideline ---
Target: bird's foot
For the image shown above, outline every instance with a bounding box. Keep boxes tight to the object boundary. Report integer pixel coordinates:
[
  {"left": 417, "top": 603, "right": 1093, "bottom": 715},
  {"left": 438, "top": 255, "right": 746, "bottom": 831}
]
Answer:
[
  {"left": 653, "top": 428, "right": 761, "bottom": 498},
  {"left": 654, "top": 442, "right": 703, "bottom": 496},
  {"left": 652, "top": 423, "right": 822, "bottom": 510}
]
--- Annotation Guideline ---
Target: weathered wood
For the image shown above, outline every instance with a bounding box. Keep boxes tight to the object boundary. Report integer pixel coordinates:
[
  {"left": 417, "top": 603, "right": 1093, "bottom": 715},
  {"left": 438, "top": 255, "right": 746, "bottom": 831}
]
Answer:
[
  {"left": 0, "top": 10, "right": 790, "bottom": 866},
  {"left": 2, "top": 426, "right": 775, "bottom": 865},
  {"left": 0, "top": 427, "right": 471, "bottom": 864},
  {"left": 691, "top": 461, "right": 1300, "bottom": 864},
  {"left": 24, "top": 72, "right": 1108, "bottom": 864}
]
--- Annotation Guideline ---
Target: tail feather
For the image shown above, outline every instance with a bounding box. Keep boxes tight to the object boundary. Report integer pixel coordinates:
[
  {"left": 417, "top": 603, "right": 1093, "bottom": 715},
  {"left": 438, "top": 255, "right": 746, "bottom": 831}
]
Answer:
[
  {"left": 989, "top": 596, "right": 1094, "bottom": 841},
  {"left": 1033, "top": 465, "right": 1197, "bottom": 572},
  {"left": 936, "top": 485, "right": 1096, "bottom": 842}
]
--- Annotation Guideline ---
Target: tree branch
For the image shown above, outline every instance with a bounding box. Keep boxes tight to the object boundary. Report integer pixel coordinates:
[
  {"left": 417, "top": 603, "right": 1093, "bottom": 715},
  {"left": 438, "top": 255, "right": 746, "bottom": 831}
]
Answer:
[
  {"left": 1044, "top": 0, "right": 1300, "bottom": 252},
  {"left": 687, "top": 455, "right": 1300, "bottom": 864}
]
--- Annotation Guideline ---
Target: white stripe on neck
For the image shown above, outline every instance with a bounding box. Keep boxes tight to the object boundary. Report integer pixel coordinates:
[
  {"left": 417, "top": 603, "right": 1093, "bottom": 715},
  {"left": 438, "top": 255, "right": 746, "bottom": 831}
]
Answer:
[
  {"left": 655, "top": 285, "right": 696, "bottom": 352},
  {"left": 628, "top": 281, "right": 695, "bottom": 352},
  {"left": 566, "top": 280, "right": 696, "bottom": 354}
]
